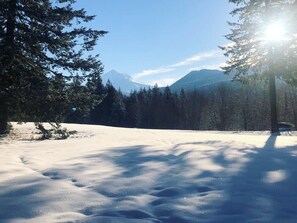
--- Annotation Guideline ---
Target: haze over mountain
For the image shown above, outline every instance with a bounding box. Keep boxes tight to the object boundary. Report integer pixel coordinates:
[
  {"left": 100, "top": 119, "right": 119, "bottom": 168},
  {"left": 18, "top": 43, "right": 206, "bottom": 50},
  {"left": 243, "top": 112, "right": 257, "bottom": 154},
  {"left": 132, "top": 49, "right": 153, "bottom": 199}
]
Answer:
[
  {"left": 103, "top": 69, "right": 235, "bottom": 94},
  {"left": 102, "top": 70, "right": 149, "bottom": 94},
  {"left": 170, "top": 69, "right": 233, "bottom": 92}
]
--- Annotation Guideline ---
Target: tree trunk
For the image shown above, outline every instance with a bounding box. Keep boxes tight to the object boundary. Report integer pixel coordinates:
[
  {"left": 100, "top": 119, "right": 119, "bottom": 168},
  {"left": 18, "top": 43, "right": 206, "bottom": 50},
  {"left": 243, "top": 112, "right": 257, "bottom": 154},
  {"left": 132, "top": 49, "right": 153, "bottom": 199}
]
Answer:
[
  {"left": 0, "top": 99, "right": 8, "bottom": 134},
  {"left": 269, "top": 74, "right": 279, "bottom": 134},
  {"left": 0, "top": 0, "right": 17, "bottom": 134}
]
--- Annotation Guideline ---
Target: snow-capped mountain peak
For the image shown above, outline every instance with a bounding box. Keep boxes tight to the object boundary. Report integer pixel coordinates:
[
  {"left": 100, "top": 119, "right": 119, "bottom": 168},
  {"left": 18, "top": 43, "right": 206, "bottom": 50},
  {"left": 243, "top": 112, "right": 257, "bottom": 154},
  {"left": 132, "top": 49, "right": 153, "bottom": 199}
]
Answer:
[
  {"left": 102, "top": 70, "right": 149, "bottom": 94},
  {"left": 103, "top": 70, "right": 132, "bottom": 81}
]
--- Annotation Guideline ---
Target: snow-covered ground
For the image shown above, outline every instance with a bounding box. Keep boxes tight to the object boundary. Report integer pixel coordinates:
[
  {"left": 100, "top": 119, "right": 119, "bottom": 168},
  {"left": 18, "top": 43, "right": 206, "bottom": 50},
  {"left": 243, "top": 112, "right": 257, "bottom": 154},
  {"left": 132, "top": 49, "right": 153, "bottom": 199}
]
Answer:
[{"left": 1, "top": 123, "right": 297, "bottom": 223}]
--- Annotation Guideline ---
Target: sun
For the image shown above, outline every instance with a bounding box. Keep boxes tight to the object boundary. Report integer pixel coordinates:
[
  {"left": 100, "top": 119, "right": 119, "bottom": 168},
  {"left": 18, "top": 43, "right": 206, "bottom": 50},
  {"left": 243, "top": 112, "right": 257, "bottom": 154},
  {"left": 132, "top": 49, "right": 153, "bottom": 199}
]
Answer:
[{"left": 263, "top": 21, "right": 287, "bottom": 42}]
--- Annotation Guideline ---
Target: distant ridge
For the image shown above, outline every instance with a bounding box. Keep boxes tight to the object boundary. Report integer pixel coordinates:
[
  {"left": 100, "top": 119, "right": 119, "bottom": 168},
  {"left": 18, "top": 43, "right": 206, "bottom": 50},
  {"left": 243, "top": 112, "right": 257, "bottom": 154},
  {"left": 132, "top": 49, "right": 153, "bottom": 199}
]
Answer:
[
  {"left": 170, "top": 69, "right": 233, "bottom": 92},
  {"left": 102, "top": 69, "right": 235, "bottom": 94}
]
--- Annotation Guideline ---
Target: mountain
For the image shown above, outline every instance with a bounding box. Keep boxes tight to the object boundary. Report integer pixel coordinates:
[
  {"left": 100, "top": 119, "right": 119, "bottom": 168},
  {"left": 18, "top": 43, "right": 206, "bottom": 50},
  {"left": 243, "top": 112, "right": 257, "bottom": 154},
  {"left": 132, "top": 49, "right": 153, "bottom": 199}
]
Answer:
[
  {"left": 102, "top": 70, "right": 149, "bottom": 94},
  {"left": 170, "top": 69, "right": 233, "bottom": 92}
]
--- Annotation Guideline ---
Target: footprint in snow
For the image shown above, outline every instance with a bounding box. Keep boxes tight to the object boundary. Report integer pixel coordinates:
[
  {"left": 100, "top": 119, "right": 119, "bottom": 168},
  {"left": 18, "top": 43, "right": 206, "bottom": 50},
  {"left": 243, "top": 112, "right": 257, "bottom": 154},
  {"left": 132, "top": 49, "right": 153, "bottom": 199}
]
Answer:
[
  {"left": 74, "top": 182, "right": 85, "bottom": 188},
  {"left": 71, "top": 179, "right": 86, "bottom": 188},
  {"left": 19, "top": 156, "right": 29, "bottom": 165},
  {"left": 42, "top": 171, "right": 63, "bottom": 180}
]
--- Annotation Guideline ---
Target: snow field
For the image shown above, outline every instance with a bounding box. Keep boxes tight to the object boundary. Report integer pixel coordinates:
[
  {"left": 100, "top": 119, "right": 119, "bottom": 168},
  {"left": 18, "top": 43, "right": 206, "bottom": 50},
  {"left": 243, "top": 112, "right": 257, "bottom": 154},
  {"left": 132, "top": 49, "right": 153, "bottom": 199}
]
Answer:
[{"left": 1, "top": 123, "right": 297, "bottom": 222}]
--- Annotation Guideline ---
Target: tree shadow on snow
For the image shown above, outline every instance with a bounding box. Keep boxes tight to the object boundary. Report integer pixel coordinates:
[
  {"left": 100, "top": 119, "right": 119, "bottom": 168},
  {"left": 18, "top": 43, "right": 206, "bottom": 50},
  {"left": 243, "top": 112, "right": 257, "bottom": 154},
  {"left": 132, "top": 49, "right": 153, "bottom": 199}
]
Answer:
[
  {"left": 77, "top": 141, "right": 253, "bottom": 222},
  {"left": 79, "top": 136, "right": 297, "bottom": 223},
  {"left": 78, "top": 144, "right": 214, "bottom": 222},
  {"left": 4, "top": 136, "right": 297, "bottom": 223},
  {"left": 0, "top": 177, "right": 53, "bottom": 220},
  {"left": 208, "top": 135, "right": 297, "bottom": 223}
]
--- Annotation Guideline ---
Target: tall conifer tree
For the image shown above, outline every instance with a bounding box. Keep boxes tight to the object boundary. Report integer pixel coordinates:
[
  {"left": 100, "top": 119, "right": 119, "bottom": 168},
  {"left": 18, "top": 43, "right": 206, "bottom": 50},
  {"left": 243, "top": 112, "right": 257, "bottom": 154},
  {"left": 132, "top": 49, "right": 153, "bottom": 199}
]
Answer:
[
  {"left": 0, "top": 0, "right": 107, "bottom": 133},
  {"left": 222, "top": 0, "right": 297, "bottom": 134}
]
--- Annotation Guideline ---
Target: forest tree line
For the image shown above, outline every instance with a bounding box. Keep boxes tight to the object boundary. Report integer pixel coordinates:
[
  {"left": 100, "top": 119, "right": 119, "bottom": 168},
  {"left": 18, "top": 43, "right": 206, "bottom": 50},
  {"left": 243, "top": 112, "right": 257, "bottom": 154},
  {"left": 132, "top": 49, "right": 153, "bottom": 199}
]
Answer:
[{"left": 63, "top": 79, "right": 297, "bottom": 131}]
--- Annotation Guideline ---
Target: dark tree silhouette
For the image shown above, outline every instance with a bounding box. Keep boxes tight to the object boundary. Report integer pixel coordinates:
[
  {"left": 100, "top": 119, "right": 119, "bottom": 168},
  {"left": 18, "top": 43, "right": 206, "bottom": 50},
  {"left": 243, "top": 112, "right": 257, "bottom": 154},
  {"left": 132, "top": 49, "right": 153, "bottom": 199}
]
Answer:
[{"left": 0, "top": 0, "right": 106, "bottom": 133}]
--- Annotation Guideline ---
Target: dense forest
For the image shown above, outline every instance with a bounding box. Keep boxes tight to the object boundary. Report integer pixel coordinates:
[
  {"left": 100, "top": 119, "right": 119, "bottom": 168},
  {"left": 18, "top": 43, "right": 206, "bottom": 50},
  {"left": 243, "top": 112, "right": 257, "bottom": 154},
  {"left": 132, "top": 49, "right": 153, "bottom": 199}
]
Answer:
[
  {"left": 1, "top": 0, "right": 296, "bottom": 135},
  {"left": 63, "top": 79, "right": 297, "bottom": 131}
]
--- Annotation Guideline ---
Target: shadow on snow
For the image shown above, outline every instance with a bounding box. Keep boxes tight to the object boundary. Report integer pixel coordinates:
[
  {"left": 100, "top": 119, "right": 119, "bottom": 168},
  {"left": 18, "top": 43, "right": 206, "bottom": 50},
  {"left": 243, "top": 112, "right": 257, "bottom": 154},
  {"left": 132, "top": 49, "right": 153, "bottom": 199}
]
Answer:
[{"left": 1, "top": 136, "right": 297, "bottom": 222}]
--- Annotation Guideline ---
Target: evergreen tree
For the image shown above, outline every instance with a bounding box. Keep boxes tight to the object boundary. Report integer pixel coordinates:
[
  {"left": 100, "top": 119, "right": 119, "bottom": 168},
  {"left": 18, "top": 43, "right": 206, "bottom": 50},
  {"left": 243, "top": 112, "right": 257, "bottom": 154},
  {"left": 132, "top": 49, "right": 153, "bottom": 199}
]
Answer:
[
  {"left": 178, "top": 89, "right": 187, "bottom": 129},
  {"left": 222, "top": 0, "right": 297, "bottom": 134},
  {"left": 89, "top": 81, "right": 110, "bottom": 125},
  {"left": 161, "top": 86, "right": 178, "bottom": 129},
  {"left": 65, "top": 75, "right": 103, "bottom": 124},
  {"left": 135, "top": 88, "right": 147, "bottom": 127},
  {"left": 0, "top": 0, "right": 107, "bottom": 133},
  {"left": 152, "top": 85, "right": 164, "bottom": 128},
  {"left": 91, "top": 81, "right": 126, "bottom": 126},
  {"left": 124, "top": 91, "right": 139, "bottom": 127},
  {"left": 89, "top": 75, "right": 106, "bottom": 124},
  {"left": 109, "top": 90, "right": 126, "bottom": 126}
]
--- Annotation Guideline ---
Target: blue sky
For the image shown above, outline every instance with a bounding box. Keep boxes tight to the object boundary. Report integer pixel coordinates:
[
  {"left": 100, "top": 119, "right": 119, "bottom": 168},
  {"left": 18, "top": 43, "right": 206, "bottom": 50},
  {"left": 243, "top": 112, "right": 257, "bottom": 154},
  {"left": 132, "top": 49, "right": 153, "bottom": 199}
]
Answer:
[{"left": 75, "top": 0, "right": 235, "bottom": 86}]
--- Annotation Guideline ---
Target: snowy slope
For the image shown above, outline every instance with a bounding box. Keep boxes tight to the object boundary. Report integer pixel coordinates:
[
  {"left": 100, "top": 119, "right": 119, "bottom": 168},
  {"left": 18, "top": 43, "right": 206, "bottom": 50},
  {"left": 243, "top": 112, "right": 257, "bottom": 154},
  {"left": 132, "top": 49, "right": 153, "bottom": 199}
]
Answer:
[
  {"left": 102, "top": 70, "right": 149, "bottom": 94},
  {"left": 1, "top": 123, "right": 297, "bottom": 223}
]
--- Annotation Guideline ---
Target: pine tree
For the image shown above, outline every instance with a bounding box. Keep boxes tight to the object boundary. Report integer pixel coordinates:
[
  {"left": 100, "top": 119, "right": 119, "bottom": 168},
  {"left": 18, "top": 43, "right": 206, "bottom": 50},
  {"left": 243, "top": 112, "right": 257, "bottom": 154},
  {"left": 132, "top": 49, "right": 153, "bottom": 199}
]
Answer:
[
  {"left": 0, "top": 0, "right": 107, "bottom": 133},
  {"left": 222, "top": 0, "right": 297, "bottom": 134},
  {"left": 161, "top": 86, "right": 178, "bottom": 129},
  {"left": 124, "top": 91, "right": 139, "bottom": 127},
  {"left": 66, "top": 75, "right": 97, "bottom": 124},
  {"left": 91, "top": 81, "right": 122, "bottom": 126}
]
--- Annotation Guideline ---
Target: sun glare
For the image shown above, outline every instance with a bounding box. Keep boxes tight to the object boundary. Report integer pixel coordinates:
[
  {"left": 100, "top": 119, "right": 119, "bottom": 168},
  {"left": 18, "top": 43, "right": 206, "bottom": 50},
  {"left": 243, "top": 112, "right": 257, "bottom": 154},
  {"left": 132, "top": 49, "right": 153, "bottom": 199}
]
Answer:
[{"left": 264, "top": 22, "right": 286, "bottom": 42}]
